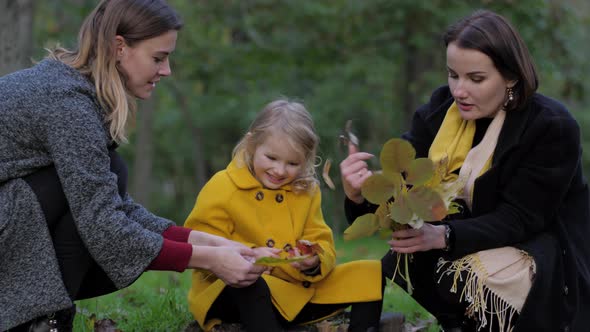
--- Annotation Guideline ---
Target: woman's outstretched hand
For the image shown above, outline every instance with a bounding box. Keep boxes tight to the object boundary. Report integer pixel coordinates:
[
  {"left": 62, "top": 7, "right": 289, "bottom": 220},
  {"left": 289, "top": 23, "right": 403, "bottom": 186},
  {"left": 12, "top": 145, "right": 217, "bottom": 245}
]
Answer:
[
  {"left": 388, "top": 223, "right": 447, "bottom": 254},
  {"left": 188, "top": 230, "right": 248, "bottom": 249},
  {"left": 339, "top": 141, "right": 374, "bottom": 204},
  {"left": 189, "top": 246, "right": 267, "bottom": 287}
]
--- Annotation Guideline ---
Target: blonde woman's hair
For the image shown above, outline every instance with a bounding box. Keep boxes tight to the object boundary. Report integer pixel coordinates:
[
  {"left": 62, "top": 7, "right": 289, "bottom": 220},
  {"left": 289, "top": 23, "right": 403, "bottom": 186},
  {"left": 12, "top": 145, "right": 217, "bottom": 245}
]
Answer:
[
  {"left": 233, "top": 99, "right": 320, "bottom": 194},
  {"left": 47, "top": 0, "right": 182, "bottom": 143}
]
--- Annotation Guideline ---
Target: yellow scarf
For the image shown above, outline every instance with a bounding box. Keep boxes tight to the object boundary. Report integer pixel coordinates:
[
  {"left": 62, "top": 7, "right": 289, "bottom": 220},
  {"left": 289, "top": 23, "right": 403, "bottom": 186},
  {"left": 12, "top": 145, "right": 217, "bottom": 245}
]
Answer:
[
  {"left": 429, "top": 102, "right": 503, "bottom": 209},
  {"left": 428, "top": 102, "right": 476, "bottom": 182}
]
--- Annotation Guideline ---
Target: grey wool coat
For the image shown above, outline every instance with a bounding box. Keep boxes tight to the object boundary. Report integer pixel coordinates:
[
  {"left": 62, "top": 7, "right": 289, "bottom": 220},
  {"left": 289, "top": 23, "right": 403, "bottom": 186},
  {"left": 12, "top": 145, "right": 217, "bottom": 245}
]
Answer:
[{"left": 0, "top": 59, "right": 173, "bottom": 330}]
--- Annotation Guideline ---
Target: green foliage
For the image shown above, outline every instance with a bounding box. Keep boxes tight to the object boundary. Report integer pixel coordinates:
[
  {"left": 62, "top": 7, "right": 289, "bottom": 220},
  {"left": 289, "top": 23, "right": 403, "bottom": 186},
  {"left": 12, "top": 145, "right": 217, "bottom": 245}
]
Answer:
[
  {"left": 32, "top": 0, "right": 590, "bottom": 230},
  {"left": 74, "top": 272, "right": 193, "bottom": 331}
]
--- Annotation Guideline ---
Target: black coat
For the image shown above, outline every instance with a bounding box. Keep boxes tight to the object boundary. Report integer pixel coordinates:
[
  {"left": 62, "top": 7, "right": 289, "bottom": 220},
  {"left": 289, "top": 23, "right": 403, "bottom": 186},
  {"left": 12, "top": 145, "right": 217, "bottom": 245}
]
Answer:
[{"left": 348, "top": 86, "right": 590, "bottom": 332}]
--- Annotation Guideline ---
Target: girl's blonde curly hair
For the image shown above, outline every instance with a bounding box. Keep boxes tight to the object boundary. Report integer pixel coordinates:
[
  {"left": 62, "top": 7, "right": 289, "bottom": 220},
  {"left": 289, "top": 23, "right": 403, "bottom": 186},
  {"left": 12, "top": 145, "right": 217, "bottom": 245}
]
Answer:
[{"left": 233, "top": 99, "right": 319, "bottom": 194}]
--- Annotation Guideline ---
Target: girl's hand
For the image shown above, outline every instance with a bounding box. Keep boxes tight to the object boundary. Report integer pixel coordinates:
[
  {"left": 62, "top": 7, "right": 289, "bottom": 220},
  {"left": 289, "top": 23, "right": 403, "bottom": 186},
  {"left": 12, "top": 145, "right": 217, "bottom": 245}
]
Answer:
[
  {"left": 388, "top": 223, "right": 447, "bottom": 254},
  {"left": 290, "top": 253, "right": 320, "bottom": 271},
  {"left": 252, "top": 247, "right": 282, "bottom": 274},
  {"left": 189, "top": 246, "right": 267, "bottom": 287},
  {"left": 339, "top": 141, "right": 374, "bottom": 204}
]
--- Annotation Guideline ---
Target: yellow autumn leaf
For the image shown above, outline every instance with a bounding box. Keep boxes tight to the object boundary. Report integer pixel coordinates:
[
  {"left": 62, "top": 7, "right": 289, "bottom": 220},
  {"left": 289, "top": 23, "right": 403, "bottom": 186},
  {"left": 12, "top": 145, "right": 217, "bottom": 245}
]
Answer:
[
  {"left": 255, "top": 255, "right": 310, "bottom": 267},
  {"left": 380, "top": 138, "right": 415, "bottom": 177},
  {"left": 361, "top": 173, "right": 402, "bottom": 205},
  {"left": 322, "top": 158, "right": 335, "bottom": 190},
  {"left": 389, "top": 191, "right": 414, "bottom": 224},
  {"left": 344, "top": 214, "right": 379, "bottom": 240},
  {"left": 405, "top": 157, "right": 435, "bottom": 187},
  {"left": 406, "top": 186, "right": 447, "bottom": 221}
]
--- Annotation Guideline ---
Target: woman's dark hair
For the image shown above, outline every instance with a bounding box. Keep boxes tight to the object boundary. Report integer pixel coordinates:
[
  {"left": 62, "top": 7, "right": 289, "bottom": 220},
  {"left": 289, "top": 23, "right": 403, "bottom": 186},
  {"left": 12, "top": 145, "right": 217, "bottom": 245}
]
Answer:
[{"left": 444, "top": 10, "right": 538, "bottom": 111}]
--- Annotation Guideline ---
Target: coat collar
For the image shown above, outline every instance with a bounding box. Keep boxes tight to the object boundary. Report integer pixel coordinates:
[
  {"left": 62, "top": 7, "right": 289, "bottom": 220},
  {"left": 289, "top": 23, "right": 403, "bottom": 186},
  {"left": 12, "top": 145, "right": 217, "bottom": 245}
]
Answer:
[
  {"left": 226, "top": 158, "right": 294, "bottom": 192},
  {"left": 493, "top": 101, "right": 533, "bottom": 164}
]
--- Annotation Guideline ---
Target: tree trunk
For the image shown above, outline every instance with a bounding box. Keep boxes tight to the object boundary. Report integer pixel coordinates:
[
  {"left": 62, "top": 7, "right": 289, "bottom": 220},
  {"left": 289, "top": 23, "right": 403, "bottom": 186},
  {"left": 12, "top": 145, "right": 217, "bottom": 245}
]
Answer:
[
  {"left": 179, "top": 96, "right": 208, "bottom": 192},
  {"left": 0, "top": 0, "right": 34, "bottom": 76},
  {"left": 171, "top": 84, "right": 208, "bottom": 192},
  {"left": 400, "top": 19, "right": 419, "bottom": 129},
  {"left": 131, "top": 98, "right": 155, "bottom": 207}
]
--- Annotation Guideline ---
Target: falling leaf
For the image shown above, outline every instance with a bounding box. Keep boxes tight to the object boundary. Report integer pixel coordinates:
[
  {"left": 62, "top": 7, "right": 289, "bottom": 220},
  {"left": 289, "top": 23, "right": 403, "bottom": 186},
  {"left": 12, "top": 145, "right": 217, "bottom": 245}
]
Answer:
[
  {"left": 322, "top": 158, "right": 336, "bottom": 190},
  {"left": 339, "top": 119, "right": 360, "bottom": 149}
]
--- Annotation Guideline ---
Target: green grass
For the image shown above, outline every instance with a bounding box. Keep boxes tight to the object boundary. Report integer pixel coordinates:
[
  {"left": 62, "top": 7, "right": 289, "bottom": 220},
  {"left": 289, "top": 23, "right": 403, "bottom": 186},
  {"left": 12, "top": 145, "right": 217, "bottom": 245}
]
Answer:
[{"left": 73, "top": 236, "right": 438, "bottom": 331}]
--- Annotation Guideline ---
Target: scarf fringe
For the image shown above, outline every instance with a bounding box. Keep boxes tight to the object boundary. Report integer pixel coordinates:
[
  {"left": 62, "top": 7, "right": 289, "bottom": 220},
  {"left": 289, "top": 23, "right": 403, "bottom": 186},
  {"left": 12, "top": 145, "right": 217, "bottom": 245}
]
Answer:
[{"left": 437, "top": 256, "right": 518, "bottom": 332}]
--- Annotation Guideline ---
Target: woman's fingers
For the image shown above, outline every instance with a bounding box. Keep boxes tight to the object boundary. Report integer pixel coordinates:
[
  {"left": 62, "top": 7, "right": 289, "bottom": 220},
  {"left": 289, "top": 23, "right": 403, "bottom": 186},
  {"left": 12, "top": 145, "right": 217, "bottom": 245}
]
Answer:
[
  {"left": 340, "top": 152, "right": 374, "bottom": 203},
  {"left": 388, "top": 228, "right": 426, "bottom": 253},
  {"left": 388, "top": 224, "right": 446, "bottom": 253}
]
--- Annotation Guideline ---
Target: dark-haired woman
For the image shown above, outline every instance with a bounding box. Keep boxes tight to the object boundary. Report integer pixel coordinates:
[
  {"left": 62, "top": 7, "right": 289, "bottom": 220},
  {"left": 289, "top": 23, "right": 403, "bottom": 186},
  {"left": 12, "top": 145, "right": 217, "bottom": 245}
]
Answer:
[{"left": 341, "top": 9, "right": 590, "bottom": 332}]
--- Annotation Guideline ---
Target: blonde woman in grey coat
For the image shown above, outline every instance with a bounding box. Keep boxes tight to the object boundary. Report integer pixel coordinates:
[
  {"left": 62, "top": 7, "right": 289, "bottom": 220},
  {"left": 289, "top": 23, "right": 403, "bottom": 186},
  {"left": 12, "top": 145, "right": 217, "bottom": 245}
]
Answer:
[{"left": 0, "top": 1, "right": 266, "bottom": 331}]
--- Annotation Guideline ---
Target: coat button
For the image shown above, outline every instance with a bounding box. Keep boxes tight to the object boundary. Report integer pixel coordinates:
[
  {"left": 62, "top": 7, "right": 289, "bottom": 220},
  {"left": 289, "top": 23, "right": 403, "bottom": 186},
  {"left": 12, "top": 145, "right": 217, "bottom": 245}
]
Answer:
[
  {"left": 302, "top": 281, "right": 311, "bottom": 288},
  {"left": 283, "top": 243, "right": 292, "bottom": 252},
  {"left": 275, "top": 194, "right": 284, "bottom": 203},
  {"left": 255, "top": 191, "right": 264, "bottom": 201},
  {"left": 564, "top": 285, "right": 569, "bottom": 296},
  {"left": 266, "top": 239, "right": 275, "bottom": 248}
]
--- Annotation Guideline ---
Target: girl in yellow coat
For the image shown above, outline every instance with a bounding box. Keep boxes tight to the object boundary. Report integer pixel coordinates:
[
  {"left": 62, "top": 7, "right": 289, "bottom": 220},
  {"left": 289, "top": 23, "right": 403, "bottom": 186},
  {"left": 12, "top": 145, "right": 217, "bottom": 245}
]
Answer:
[{"left": 185, "top": 99, "right": 383, "bottom": 331}]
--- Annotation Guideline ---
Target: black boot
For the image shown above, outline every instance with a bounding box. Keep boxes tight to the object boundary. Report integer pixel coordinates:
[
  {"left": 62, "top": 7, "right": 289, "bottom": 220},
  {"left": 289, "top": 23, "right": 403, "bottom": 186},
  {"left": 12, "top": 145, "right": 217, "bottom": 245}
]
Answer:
[
  {"left": 10, "top": 305, "right": 76, "bottom": 332},
  {"left": 53, "top": 305, "right": 76, "bottom": 331}
]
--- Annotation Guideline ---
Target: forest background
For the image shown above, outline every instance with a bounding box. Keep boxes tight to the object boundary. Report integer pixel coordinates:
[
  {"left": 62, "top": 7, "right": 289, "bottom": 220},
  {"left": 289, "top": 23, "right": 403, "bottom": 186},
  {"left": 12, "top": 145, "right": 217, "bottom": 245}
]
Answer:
[{"left": 2, "top": 0, "right": 589, "bottom": 235}]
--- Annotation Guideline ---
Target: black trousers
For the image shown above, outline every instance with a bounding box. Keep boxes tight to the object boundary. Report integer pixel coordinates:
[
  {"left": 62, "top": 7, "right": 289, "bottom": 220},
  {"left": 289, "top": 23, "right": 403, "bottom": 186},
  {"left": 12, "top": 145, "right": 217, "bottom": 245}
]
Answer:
[
  {"left": 382, "top": 250, "right": 518, "bottom": 331},
  {"left": 22, "top": 148, "right": 127, "bottom": 301},
  {"left": 206, "top": 277, "right": 384, "bottom": 332}
]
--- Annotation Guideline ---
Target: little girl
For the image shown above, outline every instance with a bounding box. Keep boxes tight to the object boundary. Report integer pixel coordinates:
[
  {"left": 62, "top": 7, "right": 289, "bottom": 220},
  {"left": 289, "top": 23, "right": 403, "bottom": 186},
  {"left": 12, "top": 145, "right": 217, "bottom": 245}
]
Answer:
[{"left": 185, "top": 99, "right": 383, "bottom": 332}]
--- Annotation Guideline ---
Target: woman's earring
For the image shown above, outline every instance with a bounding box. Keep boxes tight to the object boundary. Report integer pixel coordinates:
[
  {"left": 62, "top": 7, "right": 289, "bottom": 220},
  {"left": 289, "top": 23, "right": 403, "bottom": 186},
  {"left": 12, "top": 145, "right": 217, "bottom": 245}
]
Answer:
[{"left": 503, "top": 86, "right": 514, "bottom": 110}]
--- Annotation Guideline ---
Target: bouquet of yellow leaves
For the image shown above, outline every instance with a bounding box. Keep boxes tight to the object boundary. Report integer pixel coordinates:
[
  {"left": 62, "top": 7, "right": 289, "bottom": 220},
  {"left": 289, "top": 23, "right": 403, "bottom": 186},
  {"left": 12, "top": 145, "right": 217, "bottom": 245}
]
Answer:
[{"left": 343, "top": 138, "right": 465, "bottom": 293}]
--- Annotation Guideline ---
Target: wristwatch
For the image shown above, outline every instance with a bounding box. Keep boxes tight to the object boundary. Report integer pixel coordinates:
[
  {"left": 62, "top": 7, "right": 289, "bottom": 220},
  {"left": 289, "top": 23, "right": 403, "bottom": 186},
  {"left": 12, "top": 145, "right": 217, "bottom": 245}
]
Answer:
[{"left": 443, "top": 224, "right": 452, "bottom": 252}]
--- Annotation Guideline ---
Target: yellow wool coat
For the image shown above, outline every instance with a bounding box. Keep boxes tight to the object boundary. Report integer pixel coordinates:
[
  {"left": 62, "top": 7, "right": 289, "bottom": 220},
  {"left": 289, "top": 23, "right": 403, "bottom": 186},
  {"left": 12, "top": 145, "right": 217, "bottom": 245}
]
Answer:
[{"left": 184, "top": 159, "right": 382, "bottom": 330}]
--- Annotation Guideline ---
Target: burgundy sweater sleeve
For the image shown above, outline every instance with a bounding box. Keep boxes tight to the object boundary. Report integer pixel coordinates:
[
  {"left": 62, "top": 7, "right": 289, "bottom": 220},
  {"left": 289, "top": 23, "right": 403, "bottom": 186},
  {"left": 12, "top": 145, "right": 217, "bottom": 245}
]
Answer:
[
  {"left": 146, "top": 225, "right": 193, "bottom": 272},
  {"left": 161, "top": 225, "right": 192, "bottom": 242},
  {"left": 146, "top": 239, "right": 192, "bottom": 272}
]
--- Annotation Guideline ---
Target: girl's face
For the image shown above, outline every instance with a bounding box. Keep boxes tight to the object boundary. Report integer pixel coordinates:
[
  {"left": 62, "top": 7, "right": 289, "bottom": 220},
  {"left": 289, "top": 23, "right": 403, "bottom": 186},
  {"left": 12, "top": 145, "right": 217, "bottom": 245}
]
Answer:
[
  {"left": 446, "top": 42, "right": 515, "bottom": 120},
  {"left": 252, "top": 134, "right": 305, "bottom": 189},
  {"left": 116, "top": 30, "right": 177, "bottom": 100}
]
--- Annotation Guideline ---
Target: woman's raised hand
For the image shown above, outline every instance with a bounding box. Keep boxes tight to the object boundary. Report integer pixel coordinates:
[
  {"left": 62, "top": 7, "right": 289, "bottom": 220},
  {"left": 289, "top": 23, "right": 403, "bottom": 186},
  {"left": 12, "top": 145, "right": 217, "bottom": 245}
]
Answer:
[
  {"left": 339, "top": 141, "right": 374, "bottom": 204},
  {"left": 188, "top": 230, "right": 248, "bottom": 249}
]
